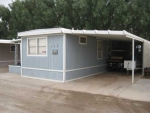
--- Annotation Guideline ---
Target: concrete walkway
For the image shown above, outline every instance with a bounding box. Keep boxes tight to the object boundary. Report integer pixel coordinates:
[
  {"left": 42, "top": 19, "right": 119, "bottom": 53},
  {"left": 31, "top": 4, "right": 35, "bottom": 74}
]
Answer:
[{"left": 0, "top": 71, "right": 150, "bottom": 102}]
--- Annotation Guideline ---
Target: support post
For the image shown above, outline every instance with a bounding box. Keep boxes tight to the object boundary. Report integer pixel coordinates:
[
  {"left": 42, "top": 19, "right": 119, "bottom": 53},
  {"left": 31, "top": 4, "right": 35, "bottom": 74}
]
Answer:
[
  {"left": 132, "top": 39, "right": 135, "bottom": 83},
  {"left": 15, "top": 43, "right": 18, "bottom": 65},
  {"left": 142, "top": 41, "right": 144, "bottom": 75},
  {"left": 63, "top": 34, "right": 66, "bottom": 82}
]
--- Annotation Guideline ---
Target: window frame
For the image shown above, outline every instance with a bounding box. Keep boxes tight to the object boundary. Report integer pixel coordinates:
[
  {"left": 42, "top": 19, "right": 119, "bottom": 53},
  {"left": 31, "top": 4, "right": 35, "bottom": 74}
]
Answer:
[
  {"left": 79, "top": 36, "right": 87, "bottom": 45},
  {"left": 97, "top": 40, "right": 103, "bottom": 59},
  {"left": 10, "top": 45, "right": 15, "bottom": 52},
  {"left": 27, "top": 37, "right": 47, "bottom": 56}
]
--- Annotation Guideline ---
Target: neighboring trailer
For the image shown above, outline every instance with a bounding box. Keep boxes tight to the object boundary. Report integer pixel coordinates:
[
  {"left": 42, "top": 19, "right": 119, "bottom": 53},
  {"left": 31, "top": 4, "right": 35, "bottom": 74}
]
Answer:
[{"left": 0, "top": 41, "right": 20, "bottom": 67}]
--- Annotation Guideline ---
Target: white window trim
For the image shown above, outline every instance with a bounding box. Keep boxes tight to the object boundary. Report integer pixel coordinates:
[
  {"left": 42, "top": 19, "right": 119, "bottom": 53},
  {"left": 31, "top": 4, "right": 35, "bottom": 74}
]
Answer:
[
  {"left": 97, "top": 40, "right": 103, "bottom": 59},
  {"left": 79, "top": 36, "right": 87, "bottom": 45},
  {"left": 27, "top": 37, "right": 48, "bottom": 56},
  {"left": 10, "top": 45, "right": 15, "bottom": 52}
]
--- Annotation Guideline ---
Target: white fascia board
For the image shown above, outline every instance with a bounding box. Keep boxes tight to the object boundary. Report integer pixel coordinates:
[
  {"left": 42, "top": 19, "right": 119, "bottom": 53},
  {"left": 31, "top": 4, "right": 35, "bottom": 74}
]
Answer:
[
  {"left": 64, "top": 30, "right": 125, "bottom": 36},
  {"left": 108, "top": 31, "right": 124, "bottom": 35},
  {"left": 12, "top": 39, "right": 21, "bottom": 43},
  {"left": 18, "top": 30, "right": 62, "bottom": 37},
  {"left": 125, "top": 31, "right": 144, "bottom": 42},
  {"left": 0, "top": 40, "right": 15, "bottom": 44}
]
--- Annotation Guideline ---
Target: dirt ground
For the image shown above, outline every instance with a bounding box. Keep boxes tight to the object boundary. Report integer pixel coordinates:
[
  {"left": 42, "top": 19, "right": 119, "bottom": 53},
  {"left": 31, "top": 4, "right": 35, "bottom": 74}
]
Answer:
[{"left": 0, "top": 78, "right": 150, "bottom": 113}]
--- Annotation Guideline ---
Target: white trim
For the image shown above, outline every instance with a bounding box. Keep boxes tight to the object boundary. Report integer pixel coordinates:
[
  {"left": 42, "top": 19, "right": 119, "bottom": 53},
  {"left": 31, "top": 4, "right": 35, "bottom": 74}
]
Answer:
[
  {"left": 27, "top": 37, "right": 48, "bottom": 56},
  {"left": 97, "top": 40, "right": 103, "bottom": 59},
  {"left": 0, "top": 60, "right": 20, "bottom": 63},
  {"left": 66, "top": 64, "right": 107, "bottom": 72},
  {"left": 65, "top": 71, "right": 107, "bottom": 82},
  {"left": 132, "top": 39, "right": 135, "bottom": 84},
  {"left": 9, "top": 65, "right": 21, "bottom": 67},
  {"left": 21, "top": 38, "right": 22, "bottom": 77},
  {"left": 22, "top": 67, "right": 63, "bottom": 72},
  {"left": 63, "top": 34, "right": 66, "bottom": 82},
  {"left": 20, "top": 33, "right": 64, "bottom": 38},
  {"left": 0, "top": 40, "right": 15, "bottom": 44},
  {"left": 36, "top": 37, "right": 38, "bottom": 55},
  {"left": 79, "top": 36, "right": 87, "bottom": 45},
  {"left": 142, "top": 41, "right": 144, "bottom": 75},
  {"left": 22, "top": 75, "right": 63, "bottom": 83}
]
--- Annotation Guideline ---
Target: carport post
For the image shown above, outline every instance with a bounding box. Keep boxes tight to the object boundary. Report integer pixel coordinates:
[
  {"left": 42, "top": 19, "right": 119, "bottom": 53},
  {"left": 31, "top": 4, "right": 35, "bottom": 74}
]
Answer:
[
  {"left": 132, "top": 39, "right": 135, "bottom": 83},
  {"left": 15, "top": 43, "right": 18, "bottom": 65}
]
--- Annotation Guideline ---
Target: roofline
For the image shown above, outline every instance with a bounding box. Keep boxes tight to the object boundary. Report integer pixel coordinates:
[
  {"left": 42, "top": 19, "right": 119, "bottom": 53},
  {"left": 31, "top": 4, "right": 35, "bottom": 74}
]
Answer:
[
  {"left": 0, "top": 39, "right": 21, "bottom": 44},
  {"left": 17, "top": 28, "right": 147, "bottom": 42},
  {"left": 0, "top": 40, "right": 15, "bottom": 44}
]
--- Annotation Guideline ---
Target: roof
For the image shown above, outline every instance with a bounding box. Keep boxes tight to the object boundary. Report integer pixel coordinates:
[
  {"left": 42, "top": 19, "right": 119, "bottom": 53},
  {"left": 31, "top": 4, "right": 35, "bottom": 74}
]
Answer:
[
  {"left": 18, "top": 28, "right": 147, "bottom": 42},
  {"left": 0, "top": 39, "right": 15, "bottom": 44},
  {"left": 0, "top": 39, "right": 21, "bottom": 44}
]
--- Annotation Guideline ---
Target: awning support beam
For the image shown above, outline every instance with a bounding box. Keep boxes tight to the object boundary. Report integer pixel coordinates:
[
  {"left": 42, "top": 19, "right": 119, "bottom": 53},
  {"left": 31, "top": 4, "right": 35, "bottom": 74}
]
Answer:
[{"left": 132, "top": 39, "right": 135, "bottom": 83}]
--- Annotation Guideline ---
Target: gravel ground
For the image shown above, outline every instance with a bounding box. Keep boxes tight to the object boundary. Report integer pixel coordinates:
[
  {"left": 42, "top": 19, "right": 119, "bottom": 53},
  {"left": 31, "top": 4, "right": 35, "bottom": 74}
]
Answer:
[{"left": 0, "top": 79, "right": 150, "bottom": 113}]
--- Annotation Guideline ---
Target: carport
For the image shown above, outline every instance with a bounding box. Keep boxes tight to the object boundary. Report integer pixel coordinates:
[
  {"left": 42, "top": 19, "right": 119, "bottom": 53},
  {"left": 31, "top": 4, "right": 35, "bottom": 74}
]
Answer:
[{"left": 63, "top": 29, "right": 147, "bottom": 83}]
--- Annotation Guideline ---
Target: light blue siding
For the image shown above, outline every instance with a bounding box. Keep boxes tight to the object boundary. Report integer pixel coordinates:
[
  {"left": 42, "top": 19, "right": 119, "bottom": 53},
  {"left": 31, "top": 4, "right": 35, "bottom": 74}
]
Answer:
[
  {"left": 66, "top": 65, "right": 107, "bottom": 81},
  {"left": 20, "top": 33, "right": 108, "bottom": 82},
  {"left": 9, "top": 66, "right": 21, "bottom": 74},
  {"left": 22, "top": 35, "right": 63, "bottom": 70},
  {"left": 66, "top": 34, "right": 107, "bottom": 70},
  {"left": 65, "top": 34, "right": 107, "bottom": 81},
  {"left": 21, "top": 35, "right": 63, "bottom": 81},
  {"left": 22, "top": 68, "right": 63, "bottom": 81}
]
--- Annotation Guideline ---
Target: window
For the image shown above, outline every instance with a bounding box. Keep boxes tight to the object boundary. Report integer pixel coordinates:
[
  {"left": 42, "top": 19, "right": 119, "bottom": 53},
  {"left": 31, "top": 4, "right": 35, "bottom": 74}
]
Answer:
[
  {"left": 10, "top": 45, "right": 15, "bottom": 52},
  {"left": 37, "top": 38, "right": 46, "bottom": 55},
  {"left": 97, "top": 40, "right": 103, "bottom": 59},
  {"left": 28, "top": 37, "right": 47, "bottom": 56},
  {"left": 28, "top": 39, "right": 36, "bottom": 55},
  {"left": 79, "top": 36, "right": 87, "bottom": 45}
]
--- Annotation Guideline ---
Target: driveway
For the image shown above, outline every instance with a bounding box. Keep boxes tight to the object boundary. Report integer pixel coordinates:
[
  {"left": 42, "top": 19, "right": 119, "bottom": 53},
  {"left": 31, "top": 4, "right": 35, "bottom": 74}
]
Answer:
[
  {"left": 0, "top": 70, "right": 150, "bottom": 102},
  {"left": 0, "top": 73, "right": 150, "bottom": 113},
  {"left": 0, "top": 67, "right": 8, "bottom": 73}
]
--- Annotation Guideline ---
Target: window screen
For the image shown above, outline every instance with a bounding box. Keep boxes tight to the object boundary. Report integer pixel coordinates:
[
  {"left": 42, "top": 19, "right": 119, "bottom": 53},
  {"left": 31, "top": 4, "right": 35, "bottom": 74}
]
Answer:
[{"left": 97, "top": 40, "right": 103, "bottom": 58}]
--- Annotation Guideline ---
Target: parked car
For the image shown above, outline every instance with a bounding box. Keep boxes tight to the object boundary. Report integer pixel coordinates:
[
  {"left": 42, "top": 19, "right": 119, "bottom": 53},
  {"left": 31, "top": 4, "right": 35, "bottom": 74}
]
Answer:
[{"left": 107, "top": 50, "right": 125, "bottom": 71}]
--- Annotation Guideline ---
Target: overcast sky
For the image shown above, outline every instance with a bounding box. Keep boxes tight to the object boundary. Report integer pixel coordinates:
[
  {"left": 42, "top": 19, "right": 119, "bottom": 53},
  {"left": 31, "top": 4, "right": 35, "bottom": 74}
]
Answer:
[{"left": 0, "top": 0, "right": 13, "bottom": 7}]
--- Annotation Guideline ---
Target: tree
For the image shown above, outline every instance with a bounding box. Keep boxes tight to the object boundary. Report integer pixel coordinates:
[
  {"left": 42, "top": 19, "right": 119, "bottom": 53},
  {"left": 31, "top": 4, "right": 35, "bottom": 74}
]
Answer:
[
  {"left": 7, "top": 0, "right": 150, "bottom": 40},
  {"left": 0, "top": 5, "right": 10, "bottom": 39},
  {"left": 9, "top": 0, "right": 57, "bottom": 38}
]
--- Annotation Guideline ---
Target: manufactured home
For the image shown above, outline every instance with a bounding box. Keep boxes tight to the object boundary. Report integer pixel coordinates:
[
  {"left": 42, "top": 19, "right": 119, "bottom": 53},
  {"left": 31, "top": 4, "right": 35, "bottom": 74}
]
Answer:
[
  {"left": 0, "top": 40, "right": 20, "bottom": 67},
  {"left": 9, "top": 28, "right": 150, "bottom": 83}
]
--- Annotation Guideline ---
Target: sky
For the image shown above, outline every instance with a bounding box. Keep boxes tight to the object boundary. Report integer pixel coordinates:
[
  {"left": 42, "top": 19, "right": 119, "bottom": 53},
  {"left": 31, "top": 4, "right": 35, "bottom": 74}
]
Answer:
[{"left": 0, "top": 0, "right": 13, "bottom": 7}]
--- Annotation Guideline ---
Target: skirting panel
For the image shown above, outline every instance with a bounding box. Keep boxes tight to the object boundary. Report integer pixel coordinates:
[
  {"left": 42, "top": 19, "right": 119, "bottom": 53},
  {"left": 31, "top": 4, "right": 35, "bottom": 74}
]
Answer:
[
  {"left": 9, "top": 65, "right": 21, "bottom": 74},
  {"left": 22, "top": 68, "right": 63, "bottom": 81},
  {"left": 65, "top": 65, "right": 107, "bottom": 81}
]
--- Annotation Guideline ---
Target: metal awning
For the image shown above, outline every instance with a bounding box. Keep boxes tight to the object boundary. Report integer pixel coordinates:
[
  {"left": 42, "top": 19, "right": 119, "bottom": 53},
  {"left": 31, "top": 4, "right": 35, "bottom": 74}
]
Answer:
[{"left": 18, "top": 28, "right": 144, "bottom": 42}]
